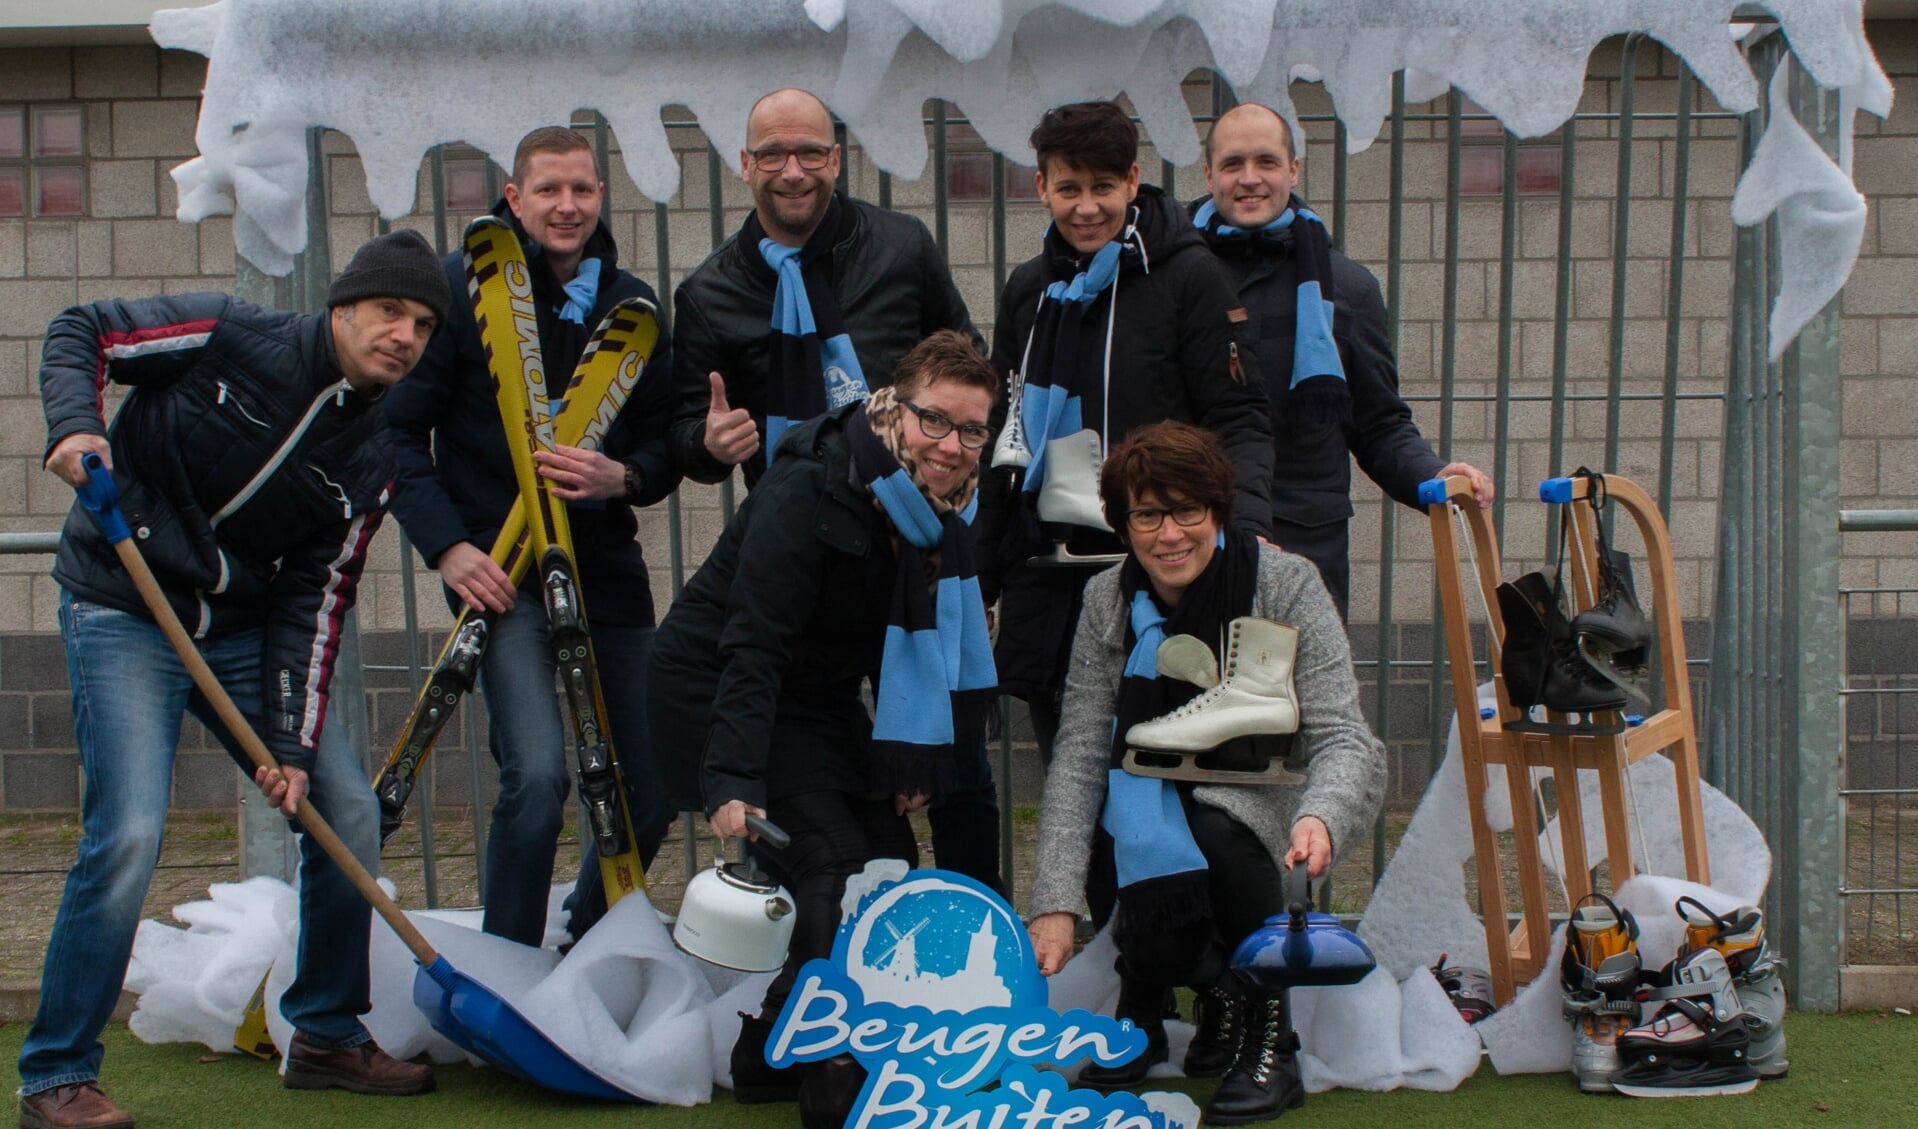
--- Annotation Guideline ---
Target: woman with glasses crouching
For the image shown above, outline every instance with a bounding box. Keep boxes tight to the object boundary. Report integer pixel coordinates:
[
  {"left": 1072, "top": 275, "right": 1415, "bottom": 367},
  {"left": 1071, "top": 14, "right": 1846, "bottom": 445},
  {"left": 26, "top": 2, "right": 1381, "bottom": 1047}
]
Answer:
[
  {"left": 1025, "top": 421, "right": 1384, "bottom": 1125},
  {"left": 649, "top": 330, "right": 999, "bottom": 1129}
]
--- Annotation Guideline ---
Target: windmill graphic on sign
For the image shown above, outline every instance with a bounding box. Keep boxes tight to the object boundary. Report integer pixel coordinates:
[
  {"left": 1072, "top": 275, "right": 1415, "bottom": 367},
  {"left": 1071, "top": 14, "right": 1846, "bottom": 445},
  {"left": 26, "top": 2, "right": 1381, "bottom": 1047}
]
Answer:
[{"left": 874, "top": 917, "right": 930, "bottom": 978}]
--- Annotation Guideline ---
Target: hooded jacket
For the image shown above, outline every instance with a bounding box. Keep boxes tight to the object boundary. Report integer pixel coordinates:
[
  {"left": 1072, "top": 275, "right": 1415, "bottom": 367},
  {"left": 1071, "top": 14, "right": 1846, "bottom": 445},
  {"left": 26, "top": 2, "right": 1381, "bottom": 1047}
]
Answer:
[
  {"left": 383, "top": 204, "right": 678, "bottom": 627},
  {"left": 41, "top": 293, "right": 392, "bottom": 771},
  {"left": 977, "top": 184, "right": 1274, "bottom": 701},
  {"left": 668, "top": 195, "right": 977, "bottom": 488}
]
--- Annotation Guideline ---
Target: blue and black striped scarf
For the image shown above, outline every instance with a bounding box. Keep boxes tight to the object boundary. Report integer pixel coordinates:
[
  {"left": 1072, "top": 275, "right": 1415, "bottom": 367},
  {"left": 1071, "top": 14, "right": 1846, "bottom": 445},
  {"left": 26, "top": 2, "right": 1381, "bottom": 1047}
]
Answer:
[
  {"left": 752, "top": 195, "right": 869, "bottom": 465},
  {"left": 1103, "top": 527, "right": 1260, "bottom": 938},
  {"left": 1014, "top": 208, "right": 1140, "bottom": 495},
  {"left": 843, "top": 388, "right": 997, "bottom": 799},
  {"left": 1194, "top": 193, "right": 1349, "bottom": 425}
]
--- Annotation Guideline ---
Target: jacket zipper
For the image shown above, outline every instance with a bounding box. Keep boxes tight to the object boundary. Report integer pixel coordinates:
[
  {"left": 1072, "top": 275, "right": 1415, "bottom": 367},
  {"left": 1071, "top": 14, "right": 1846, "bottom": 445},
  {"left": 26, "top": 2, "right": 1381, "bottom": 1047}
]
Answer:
[
  {"left": 310, "top": 465, "right": 353, "bottom": 519},
  {"left": 216, "top": 381, "right": 271, "bottom": 428},
  {"left": 209, "top": 378, "right": 349, "bottom": 527}
]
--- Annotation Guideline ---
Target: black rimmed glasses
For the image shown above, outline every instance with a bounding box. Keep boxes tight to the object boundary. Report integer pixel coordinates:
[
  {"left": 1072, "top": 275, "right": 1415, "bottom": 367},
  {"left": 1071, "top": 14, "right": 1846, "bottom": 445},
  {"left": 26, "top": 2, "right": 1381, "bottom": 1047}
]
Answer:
[
  {"left": 902, "top": 400, "right": 991, "bottom": 450},
  {"left": 749, "top": 145, "right": 834, "bottom": 173},
  {"left": 1125, "top": 501, "right": 1210, "bottom": 534}
]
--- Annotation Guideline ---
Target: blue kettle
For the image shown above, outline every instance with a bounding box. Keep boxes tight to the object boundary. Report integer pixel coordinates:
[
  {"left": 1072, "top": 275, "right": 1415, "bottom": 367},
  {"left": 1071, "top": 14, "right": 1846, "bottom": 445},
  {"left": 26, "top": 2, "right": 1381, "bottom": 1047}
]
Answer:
[{"left": 1230, "top": 864, "right": 1378, "bottom": 990}]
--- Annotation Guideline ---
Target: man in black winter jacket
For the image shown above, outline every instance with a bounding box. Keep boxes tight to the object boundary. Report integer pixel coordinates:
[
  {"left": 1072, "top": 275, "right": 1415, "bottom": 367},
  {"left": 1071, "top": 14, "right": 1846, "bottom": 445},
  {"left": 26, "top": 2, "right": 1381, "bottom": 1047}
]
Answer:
[
  {"left": 666, "top": 89, "right": 1004, "bottom": 893},
  {"left": 979, "top": 100, "right": 1274, "bottom": 758},
  {"left": 24, "top": 230, "right": 448, "bottom": 1125},
  {"left": 1197, "top": 103, "right": 1492, "bottom": 620},
  {"left": 383, "top": 127, "right": 679, "bottom": 946}
]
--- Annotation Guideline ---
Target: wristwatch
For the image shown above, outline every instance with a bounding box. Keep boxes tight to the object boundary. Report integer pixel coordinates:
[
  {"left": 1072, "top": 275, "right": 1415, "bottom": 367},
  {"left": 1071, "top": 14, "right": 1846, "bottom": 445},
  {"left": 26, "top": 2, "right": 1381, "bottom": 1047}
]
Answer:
[{"left": 622, "top": 460, "right": 644, "bottom": 501}]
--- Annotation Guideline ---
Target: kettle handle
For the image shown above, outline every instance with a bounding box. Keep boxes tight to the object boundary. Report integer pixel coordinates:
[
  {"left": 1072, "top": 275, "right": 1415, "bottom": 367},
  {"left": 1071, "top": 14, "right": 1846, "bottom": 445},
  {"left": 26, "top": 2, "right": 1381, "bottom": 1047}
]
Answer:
[
  {"left": 1285, "top": 863, "right": 1312, "bottom": 932},
  {"left": 744, "top": 813, "right": 791, "bottom": 850}
]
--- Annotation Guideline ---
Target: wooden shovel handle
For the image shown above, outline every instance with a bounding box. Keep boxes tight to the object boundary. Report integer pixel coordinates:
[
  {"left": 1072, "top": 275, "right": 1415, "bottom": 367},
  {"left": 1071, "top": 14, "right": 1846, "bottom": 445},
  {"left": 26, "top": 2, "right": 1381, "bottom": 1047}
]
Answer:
[{"left": 78, "top": 455, "right": 440, "bottom": 967}]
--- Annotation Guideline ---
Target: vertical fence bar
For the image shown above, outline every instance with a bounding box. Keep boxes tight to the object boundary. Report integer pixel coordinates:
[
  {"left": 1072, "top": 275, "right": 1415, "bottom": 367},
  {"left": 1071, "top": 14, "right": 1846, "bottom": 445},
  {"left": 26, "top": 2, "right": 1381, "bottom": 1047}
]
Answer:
[
  {"left": 932, "top": 101, "right": 949, "bottom": 255},
  {"left": 1548, "top": 116, "right": 1576, "bottom": 551},
  {"left": 1604, "top": 35, "right": 1639, "bottom": 477},
  {"left": 1427, "top": 91, "right": 1464, "bottom": 777},
  {"left": 1779, "top": 51, "right": 1844, "bottom": 1012},
  {"left": 1492, "top": 131, "right": 1518, "bottom": 541},
  {"left": 1373, "top": 71, "right": 1407, "bottom": 884},
  {"left": 1659, "top": 66, "right": 1694, "bottom": 517},
  {"left": 1332, "top": 119, "right": 1348, "bottom": 253}
]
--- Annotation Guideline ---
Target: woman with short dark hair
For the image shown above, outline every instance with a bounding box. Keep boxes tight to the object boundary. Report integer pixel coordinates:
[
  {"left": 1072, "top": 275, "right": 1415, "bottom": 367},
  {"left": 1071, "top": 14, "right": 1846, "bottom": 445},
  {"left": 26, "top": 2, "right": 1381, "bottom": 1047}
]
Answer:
[{"left": 1026, "top": 421, "right": 1384, "bottom": 1126}]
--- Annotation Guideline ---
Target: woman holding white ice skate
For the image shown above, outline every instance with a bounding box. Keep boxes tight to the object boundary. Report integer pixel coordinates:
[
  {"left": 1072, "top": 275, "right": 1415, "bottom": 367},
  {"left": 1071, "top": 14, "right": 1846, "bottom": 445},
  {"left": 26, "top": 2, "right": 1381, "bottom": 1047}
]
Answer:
[{"left": 1025, "top": 421, "right": 1384, "bottom": 1125}]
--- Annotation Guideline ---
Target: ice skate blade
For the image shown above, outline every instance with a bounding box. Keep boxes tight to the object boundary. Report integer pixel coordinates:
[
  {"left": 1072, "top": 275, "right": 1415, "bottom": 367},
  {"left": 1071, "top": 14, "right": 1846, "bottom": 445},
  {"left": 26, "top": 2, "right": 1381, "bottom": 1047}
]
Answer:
[
  {"left": 1026, "top": 543, "right": 1125, "bottom": 569},
  {"left": 1577, "top": 636, "right": 1652, "bottom": 707},
  {"left": 1123, "top": 747, "right": 1306, "bottom": 786},
  {"left": 1611, "top": 1077, "right": 1759, "bottom": 1098},
  {"left": 1506, "top": 714, "right": 1628, "bottom": 736}
]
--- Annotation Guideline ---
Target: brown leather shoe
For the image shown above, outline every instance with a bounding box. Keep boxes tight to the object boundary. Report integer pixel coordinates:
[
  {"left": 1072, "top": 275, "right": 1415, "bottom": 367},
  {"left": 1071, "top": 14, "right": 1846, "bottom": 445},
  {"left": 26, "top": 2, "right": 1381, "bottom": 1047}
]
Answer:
[
  {"left": 18, "top": 1082, "right": 134, "bottom": 1129},
  {"left": 282, "top": 1033, "right": 435, "bottom": 1096}
]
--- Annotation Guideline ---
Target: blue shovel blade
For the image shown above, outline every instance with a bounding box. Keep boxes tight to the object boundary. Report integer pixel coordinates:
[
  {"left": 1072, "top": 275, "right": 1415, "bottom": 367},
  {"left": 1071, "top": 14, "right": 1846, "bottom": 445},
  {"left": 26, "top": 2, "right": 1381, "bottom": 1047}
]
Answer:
[{"left": 412, "top": 956, "right": 642, "bottom": 1103}]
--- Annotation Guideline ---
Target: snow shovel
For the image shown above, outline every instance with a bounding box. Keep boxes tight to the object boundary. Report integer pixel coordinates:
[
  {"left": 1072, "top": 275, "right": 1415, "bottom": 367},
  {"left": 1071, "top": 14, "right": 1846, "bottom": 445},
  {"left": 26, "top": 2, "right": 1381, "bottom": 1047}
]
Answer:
[{"left": 74, "top": 454, "right": 638, "bottom": 1102}]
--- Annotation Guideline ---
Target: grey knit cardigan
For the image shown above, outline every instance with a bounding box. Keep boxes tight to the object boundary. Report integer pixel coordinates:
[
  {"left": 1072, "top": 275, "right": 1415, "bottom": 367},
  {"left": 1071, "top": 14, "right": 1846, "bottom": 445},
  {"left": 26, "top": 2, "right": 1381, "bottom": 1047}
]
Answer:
[{"left": 1028, "top": 546, "right": 1387, "bottom": 919}]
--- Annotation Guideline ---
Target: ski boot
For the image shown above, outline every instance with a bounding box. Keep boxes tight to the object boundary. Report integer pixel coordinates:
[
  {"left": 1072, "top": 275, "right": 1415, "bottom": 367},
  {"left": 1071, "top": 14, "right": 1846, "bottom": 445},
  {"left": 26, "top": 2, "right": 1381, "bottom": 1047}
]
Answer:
[
  {"left": 1431, "top": 953, "right": 1497, "bottom": 1025},
  {"left": 1611, "top": 946, "right": 1758, "bottom": 1098},
  {"left": 1201, "top": 984, "right": 1304, "bottom": 1125},
  {"left": 1560, "top": 895, "right": 1643, "bottom": 1093},
  {"left": 1677, "top": 897, "right": 1787, "bottom": 1079}
]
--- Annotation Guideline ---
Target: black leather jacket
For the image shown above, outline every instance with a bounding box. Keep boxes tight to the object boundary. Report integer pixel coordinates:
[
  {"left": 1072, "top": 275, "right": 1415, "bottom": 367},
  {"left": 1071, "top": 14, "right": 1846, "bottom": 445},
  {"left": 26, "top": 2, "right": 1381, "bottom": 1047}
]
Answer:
[
  {"left": 668, "top": 196, "right": 976, "bottom": 488},
  {"left": 41, "top": 293, "right": 392, "bottom": 770}
]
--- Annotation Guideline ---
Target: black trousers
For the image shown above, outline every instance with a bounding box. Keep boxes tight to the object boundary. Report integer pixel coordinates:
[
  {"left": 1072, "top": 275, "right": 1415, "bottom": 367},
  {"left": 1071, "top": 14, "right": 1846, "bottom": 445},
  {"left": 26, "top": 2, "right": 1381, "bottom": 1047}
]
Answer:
[
  {"left": 753, "top": 790, "right": 919, "bottom": 1016},
  {"left": 926, "top": 734, "right": 1004, "bottom": 896},
  {"left": 1114, "top": 791, "right": 1288, "bottom": 990}
]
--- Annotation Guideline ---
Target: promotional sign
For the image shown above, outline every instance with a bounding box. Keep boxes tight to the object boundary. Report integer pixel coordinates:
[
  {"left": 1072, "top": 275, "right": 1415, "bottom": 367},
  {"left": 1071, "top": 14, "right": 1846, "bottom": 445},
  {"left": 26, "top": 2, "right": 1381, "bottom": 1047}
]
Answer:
[{"left": 766, "top": 869, "right": 1198, "bottom": 1129}]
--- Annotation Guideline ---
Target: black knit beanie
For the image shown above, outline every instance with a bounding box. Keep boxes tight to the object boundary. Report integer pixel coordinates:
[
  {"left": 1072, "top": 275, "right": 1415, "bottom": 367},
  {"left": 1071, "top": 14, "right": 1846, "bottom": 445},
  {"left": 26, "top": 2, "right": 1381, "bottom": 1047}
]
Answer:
[{"left": 327, "top": 229, "right": 450, "bottom": 324}]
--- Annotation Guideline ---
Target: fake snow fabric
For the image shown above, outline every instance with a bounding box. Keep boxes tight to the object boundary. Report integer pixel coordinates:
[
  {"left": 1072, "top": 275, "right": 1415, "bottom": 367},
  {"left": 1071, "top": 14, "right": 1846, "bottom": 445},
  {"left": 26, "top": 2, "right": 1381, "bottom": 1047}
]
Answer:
[
  {"left": 126, "top": 881, "right": 775, "bottom": 1104},
  {"left": 1731, "top": 56, "right": 1868, "bottom": 361},
  {"left": 1358, "top": 682, "right": 1775, "bottom": 1077},
  {"left": 152, "top": 1, "right": 1886, "bottom": 363}
]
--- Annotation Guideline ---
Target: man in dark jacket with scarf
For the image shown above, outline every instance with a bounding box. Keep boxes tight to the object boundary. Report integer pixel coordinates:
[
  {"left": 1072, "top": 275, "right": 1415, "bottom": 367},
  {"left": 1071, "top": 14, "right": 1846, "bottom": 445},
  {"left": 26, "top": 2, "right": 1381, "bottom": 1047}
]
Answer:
[
  {"left": 383, "top": 127, "right": 679, "bottom": 946},
  {"left": 1196, "top": 102, "right": 1492, "bottom": 620},
  {"left": 666, "top": 88, "right": 1002, "bottom": 892},
  {"left": 24, "top": 230, "right": 448, "bottom": 1127},
  {"left": 980, "top": 100, "right": 1275, "bottom": 761}
]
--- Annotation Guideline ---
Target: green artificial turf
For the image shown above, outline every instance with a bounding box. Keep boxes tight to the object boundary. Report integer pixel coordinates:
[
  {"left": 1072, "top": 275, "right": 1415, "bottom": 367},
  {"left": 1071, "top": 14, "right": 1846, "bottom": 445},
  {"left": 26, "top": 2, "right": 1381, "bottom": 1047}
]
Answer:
[{"left": 3, "top": 1012, "right": 1911, "bottom": 1128}]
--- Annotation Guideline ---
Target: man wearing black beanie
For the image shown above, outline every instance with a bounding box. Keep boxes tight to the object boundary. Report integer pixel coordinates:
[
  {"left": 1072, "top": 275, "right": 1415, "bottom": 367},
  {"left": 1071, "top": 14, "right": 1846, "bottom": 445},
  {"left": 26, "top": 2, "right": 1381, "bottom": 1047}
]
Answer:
[{"left": 23, "top": 228, "right": 447, "bottom": 1128}]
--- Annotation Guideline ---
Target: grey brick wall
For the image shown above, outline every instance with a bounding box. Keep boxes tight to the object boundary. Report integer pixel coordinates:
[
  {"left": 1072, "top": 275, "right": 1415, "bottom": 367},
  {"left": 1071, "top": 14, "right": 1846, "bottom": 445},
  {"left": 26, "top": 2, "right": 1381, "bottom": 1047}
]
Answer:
[{"left": 2, "top": 31, "right": 1915, "bottom": 810}]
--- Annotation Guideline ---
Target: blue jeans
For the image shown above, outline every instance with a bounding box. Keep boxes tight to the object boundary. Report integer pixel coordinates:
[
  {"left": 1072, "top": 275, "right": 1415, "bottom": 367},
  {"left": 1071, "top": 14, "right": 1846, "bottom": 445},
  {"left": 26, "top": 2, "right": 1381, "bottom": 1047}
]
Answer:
[
  {"left": 19, "top": 592, "right": 382, "bottom": 1095},
  {"left": 476, "top": 599, "right": 668, "bottom": 945}
]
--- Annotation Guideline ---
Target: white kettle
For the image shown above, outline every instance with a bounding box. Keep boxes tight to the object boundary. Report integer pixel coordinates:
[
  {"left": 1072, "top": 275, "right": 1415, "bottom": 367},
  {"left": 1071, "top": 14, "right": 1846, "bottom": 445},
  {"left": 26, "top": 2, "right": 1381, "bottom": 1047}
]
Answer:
[{"left": 673, "top": 814, "right": 796, "bottom": 972}]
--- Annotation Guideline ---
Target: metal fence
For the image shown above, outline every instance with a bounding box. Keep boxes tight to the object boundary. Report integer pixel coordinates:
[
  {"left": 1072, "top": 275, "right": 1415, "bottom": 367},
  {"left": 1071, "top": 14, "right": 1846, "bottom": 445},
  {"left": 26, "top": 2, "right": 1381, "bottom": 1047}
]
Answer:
[{"left": 1837, "top": 511, "right": 1918, "bottom": 971}]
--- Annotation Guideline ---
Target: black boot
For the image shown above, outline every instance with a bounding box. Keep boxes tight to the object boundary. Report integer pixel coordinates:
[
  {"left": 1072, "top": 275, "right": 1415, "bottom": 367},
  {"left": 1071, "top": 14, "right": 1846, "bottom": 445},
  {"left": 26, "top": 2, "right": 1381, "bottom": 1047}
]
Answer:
[
  {"left": 1077, "top": 973, "right": 1169, "bottom": 1090},
  {"left": 1572, "top": 546, "right": 1651, "bottom": 669},
  {"left": 799, "top": 1054, "right": 867, "bottom": 1129},
  {"left": 1540, "top": 645, "right": 1628, "bottom": 714},
  {"left": 731, "top": 1012, "right": 800, "bottom": 1104},
  {"left": 1495, "top": 572, "right": 1560, "bottom": 707},
  {"left": 1182, "top": 978, "right": 1246, "bottom": 1078},
  {"left": 1202, "top": 988, "right": 1304, "bottom": 1126}
]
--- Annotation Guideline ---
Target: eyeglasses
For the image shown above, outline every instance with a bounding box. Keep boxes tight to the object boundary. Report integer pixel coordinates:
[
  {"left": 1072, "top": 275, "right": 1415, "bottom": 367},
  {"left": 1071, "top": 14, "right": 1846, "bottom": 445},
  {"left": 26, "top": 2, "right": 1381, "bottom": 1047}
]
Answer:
[
  {"left": 1125, "top": 501, "right": 1211, "bottom": 533},
  {"left": 749, "top": 145, "right": 834, "bottom": 173},
  {"left": 902, "top": 400, "right": 991, "bottom": 450}
]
